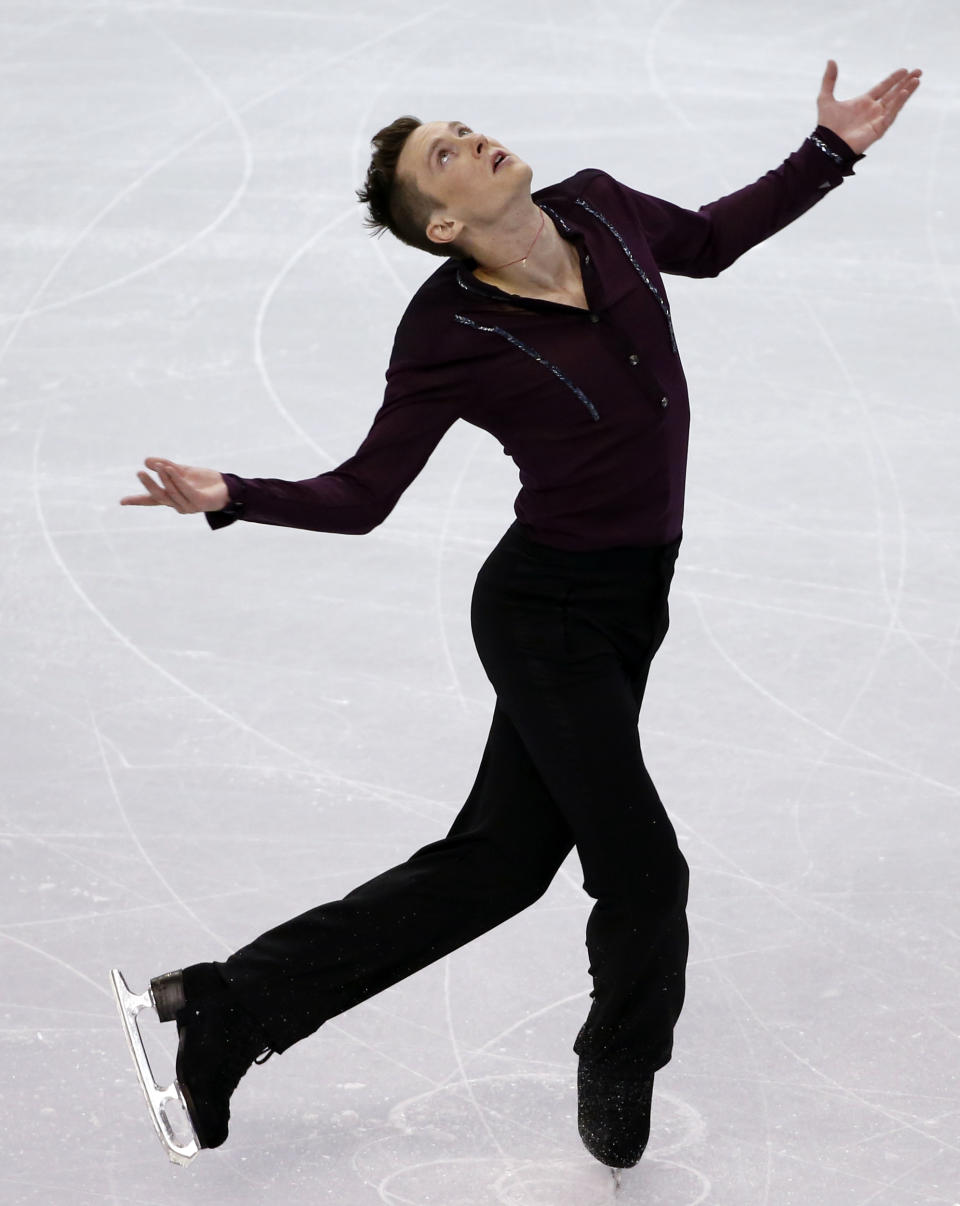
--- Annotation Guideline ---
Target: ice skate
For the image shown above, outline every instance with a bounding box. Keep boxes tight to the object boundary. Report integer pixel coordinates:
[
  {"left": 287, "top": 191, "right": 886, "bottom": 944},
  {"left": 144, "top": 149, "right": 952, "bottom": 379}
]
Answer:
[
  {"left": 110, "top": 967, "right": 201, "bottom": 1165},
  {"left": 110, "top": 963, "right": 273, "bottom": 1165},
  {"left": 578, "top": 1062, "right": 654, "bottom": 1171}
]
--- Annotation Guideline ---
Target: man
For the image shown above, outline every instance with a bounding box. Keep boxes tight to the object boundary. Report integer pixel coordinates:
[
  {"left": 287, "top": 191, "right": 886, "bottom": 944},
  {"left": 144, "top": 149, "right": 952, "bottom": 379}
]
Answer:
[{"left": 111, "top": 60, "right": 921, "bottom": 1178}]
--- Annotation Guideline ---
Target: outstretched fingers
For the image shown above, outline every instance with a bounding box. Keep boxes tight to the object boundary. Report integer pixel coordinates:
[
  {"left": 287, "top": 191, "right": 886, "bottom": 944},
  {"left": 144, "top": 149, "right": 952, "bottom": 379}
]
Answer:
[
  {"left": 886, "top": 72, "right": 921, "bottom": 118},
  {"left": 868, "top": 66, "right": 911, "bottom": 100},
  {"left": 138, "top": 468, "right": 174, "bottom": 505},
  {"left": 119, "top": 460, "right": 181, "bottom": 509},
  {"left": 119, "top": 488, "right": 160, "bottom": 507},
  {"left": 154, "top": 462, "right": 194, "bottom": 512},
  {"left": 119, "top": 475, "right": 165, "bottom": 507}
]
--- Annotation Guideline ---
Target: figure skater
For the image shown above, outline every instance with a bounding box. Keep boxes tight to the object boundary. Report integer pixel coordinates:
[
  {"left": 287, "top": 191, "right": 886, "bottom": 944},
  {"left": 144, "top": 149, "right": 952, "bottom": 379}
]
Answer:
[{"left": 111, "top": 59, "right": 921, "bottom": 1177}]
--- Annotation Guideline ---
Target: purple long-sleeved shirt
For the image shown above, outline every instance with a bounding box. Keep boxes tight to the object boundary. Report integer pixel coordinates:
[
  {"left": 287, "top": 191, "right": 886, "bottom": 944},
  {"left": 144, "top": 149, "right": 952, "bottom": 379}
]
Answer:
[{"left": 207, "top": 125, "right": 862, "bottom": 550}]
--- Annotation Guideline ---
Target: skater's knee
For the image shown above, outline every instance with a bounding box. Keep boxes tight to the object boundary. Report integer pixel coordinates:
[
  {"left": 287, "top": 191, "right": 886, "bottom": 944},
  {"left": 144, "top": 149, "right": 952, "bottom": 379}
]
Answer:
[
  {"left": 485, "top": 857, "right": 555, "bottom": 913},
  {"left": 587, "top": 844, "right": 688, "bottom": 913},
  {"left": 454, "top": 832, "right": 566, "bottom": 908}
]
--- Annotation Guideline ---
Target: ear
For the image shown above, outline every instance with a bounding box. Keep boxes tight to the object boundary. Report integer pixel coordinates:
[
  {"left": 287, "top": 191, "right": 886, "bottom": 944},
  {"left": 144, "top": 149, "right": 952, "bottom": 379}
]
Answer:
[{"left": 425, "top": 214, "right": 462, "bottom": 247}]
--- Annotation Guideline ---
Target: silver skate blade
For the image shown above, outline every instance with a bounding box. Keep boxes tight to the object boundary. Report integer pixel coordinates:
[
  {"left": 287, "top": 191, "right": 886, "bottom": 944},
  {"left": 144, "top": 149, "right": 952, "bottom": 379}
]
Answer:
[
  {"left": 110, "top": 968, "right": 201, "bottom": 1167},
  {"left": 610, "top": 1167, "right": 623, "bottom": 1191}
]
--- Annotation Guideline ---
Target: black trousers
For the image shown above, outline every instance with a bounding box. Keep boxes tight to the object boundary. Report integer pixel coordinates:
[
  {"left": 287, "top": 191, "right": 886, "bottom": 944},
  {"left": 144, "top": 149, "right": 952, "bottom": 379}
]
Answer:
[{"left": 216, "top": 519, "right": 688, "bottom": 1078}]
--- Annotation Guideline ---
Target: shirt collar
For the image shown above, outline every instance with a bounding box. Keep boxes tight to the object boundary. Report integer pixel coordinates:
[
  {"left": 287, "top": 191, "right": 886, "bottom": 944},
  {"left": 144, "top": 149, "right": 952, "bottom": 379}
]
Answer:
[{"left": 453, "top": 197, "right": 591, "bottom": 310}]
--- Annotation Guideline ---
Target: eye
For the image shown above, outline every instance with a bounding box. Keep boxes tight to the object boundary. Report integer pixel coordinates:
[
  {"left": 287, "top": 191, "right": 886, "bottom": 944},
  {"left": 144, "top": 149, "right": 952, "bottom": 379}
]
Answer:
[{"left": 438, "top": 128, "right": 472, "bottom": 165}]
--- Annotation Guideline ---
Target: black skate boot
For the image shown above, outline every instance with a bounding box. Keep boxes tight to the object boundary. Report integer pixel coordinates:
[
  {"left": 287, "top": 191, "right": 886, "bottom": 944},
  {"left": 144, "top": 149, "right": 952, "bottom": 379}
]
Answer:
[
  {"left": 151, "top": 963, "right": 273, "bottom": 1149},
  {"left": 577, "top": 1061, "right": 654, "bottom": 1170}
]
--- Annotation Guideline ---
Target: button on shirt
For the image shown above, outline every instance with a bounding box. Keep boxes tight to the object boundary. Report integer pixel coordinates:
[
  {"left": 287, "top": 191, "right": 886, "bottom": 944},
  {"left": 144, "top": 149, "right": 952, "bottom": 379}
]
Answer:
[{"left": 208, "top": 125, "right": 863, "bottom": 550}]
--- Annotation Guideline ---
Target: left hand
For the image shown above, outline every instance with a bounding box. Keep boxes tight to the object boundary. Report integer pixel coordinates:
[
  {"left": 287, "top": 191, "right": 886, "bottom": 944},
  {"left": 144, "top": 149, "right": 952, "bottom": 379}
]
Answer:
[
  {"left": 817, "top": 59, "right": 922, "bottom": 155},
  {"left": 119, "top": 458, "right": 229, "bottom": 513}
]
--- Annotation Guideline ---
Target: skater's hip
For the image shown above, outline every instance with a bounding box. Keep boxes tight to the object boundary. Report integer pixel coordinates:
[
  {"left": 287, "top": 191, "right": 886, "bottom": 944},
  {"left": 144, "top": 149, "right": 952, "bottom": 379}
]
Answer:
[
  {"left": 471, "top": 519, "right": 679, "bottom": 668},
  {"left": 496, "top": 519, "right": 681, "bottom": 577},
  {"left": 476, "top": 520, "right": 681, "bottom": 602}
]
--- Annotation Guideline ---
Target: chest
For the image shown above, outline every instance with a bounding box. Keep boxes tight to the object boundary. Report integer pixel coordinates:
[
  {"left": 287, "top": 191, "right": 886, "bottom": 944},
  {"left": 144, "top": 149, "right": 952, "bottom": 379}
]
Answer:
[
  {"left": 458, "top": 292, "right": 686, "bottom": 439},
  {"left": 531, "top": 279, "right": 589, "bottom": 311},
  {"left": 472, "top": 254, "right": 590, "bottom": 312}
]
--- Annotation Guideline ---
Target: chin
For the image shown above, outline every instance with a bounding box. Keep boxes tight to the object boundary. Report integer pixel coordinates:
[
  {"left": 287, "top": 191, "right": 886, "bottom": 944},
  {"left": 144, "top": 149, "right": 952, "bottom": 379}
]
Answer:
[{"left": 505, "top": 158, "right": 533, "bottom": 192}]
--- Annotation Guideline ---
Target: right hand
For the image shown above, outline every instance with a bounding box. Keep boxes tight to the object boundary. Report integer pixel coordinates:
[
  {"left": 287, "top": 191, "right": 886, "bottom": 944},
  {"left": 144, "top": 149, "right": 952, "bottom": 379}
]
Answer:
[{"left": 120, "top": 458, "right": 230, "bottom": 513}]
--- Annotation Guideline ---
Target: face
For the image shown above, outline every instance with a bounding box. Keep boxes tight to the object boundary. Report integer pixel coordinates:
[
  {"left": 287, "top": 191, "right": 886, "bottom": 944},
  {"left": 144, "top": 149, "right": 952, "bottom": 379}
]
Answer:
[{"left": 396, "top": 120, "right": 532, "bottom": 251}]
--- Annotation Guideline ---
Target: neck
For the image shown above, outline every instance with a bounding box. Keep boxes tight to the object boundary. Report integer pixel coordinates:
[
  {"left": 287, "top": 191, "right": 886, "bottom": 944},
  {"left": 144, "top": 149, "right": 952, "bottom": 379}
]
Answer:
[{"left": 471, "top": 204, "right": 576, "bottom": 293}]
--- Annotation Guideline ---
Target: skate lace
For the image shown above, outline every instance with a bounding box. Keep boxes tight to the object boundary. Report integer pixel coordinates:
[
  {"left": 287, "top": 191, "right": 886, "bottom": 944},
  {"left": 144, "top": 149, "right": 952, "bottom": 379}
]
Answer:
[{"left": 218, "top": 1010, "right": 274, "bottom": 1088}]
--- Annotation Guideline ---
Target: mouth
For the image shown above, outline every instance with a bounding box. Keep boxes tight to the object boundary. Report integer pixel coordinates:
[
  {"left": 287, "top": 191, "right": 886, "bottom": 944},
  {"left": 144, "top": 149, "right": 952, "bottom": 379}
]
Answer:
[{"left": 492, "top": 151, "right": 510, "bottom": 173}]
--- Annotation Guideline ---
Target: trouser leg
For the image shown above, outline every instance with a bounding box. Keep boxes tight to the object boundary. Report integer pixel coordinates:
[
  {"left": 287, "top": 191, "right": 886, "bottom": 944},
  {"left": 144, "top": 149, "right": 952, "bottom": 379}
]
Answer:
[
  {"left": 469, "top": 535, "right": 688, "bottom": 1078},
  {"left": 216, "top": 699, "right": 574, "bottom": 1053},
  {"left": 575, "top": 604, "right": 689, "bottom": 1078}
]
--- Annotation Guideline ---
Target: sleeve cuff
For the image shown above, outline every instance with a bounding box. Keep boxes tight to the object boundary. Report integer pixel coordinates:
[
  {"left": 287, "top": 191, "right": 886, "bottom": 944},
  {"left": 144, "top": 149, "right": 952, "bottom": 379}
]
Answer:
[
  {"left": 204, "top": 472, "right": 246, "bottom": 530},
  {"left": 808, "top": 124, "right": 865, "bottom": 176}
]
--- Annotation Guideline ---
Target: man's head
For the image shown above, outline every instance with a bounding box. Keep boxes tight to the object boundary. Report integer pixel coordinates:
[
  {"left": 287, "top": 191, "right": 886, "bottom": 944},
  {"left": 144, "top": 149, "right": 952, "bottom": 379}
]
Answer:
[{"left": 356, "top": 116, "right": 531, "bottom": 261}]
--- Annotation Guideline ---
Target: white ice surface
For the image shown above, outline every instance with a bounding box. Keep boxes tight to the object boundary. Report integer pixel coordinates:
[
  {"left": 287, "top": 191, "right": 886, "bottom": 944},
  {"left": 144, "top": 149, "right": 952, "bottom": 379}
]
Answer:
[{"left": 2, "top": 1, "right": 958, "bottom": 1203}]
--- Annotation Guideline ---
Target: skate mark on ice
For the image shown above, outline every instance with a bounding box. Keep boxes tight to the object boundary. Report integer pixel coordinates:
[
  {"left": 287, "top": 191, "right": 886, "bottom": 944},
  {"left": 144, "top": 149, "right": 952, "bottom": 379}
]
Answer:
[
  {"left": 650, "top": 619, "right": 958, "bottom": 1064},
  {"left": 787, "top": 291, "right": 912, "bottom": 879},
  {"left": 442, "top": 955, "right": 512, "bottom": 1162},
  {"left": 252, "top": 0, "right": 465, "bottom": 460},
  {"left": 659, "top": 699, "right": 960, "bottom": 1099},
  {"left": 0, "top": 4, "right": 449, "bottom": 334},
  {"left": 641, "top": 0, "right": 724, "bottom": 175},
  {"left": 0, "top": 9, "right": 89, "bottom": 65},
  {"left": 851, "top": 1143, "right": 955, "bottom": 1206},
  {"left": 252, "top": 206, "right": 355, "bottom": 462},
  {"left": 0, "top": 814, "right": 156, "bottom": 907},
  {"left": 924, "top": 104, "right": 960, "bottom": 329},
  {"left": 631, "top": 1158, "right": 711, "bottom": 1205},
  {"left": 0, "top": 894, "right": 251, "bottom": 933},
  {"left": 89, "top": 706, "right": 230, "bottom": 950},
  {"left": 796, "top": 283, "right": 950, "bottom": 892},
  {"left": 802, "top": 288, "right": 960, "bottom": 709},
  {"left": 373, "top": 1086, "right": 709, "bottom": 1204},
  {"left": 0, "top": 11, "right": 253, "bottom": 338},
  {"left": 32, "top": 423, "right": 460, "bottom": 829},
  {"left": 0, "top": 928, "right": 110, "bottom": 998},
  {"left": 427, "top": 988, "right": 589, "bottom": 1092},
  {"left": 703, "top": 937, "right": 960, "bottom": 1159},
  {"left": 673, "top": 790, "right": 960, "bottom": 1007},
  {"left": 328, "top": 1017, "right": 445, "bottom": 1091},
  {"left": 31, "top": 427, "right": 317, "bottom": 763},
  {"left": 676, "top": 585, "right": 960, "bottom": 647},
  {"left": 686, "top": 590, "right": 958, "bottom": 794},
  {"left": 700, "top": 923, "right": 776, "bottom": 1204},
  {"left": 0, "top": 1001, "right": 113, "bottom": 1020},
  {"left": 363, "top": 997, "right": 472, "bottom": 1051},
  {"left": 371, "top": 1152, "right": 610, "bottom": 1206},
  {"left": 362, "top": 998, "right": 573, "bottom": 1076},
  {"left": 682, "top": 812, "right": 960, "bottom": 1098},
  {"left": 392, "top": 1072, "right": 569, "bottom": 1153}
]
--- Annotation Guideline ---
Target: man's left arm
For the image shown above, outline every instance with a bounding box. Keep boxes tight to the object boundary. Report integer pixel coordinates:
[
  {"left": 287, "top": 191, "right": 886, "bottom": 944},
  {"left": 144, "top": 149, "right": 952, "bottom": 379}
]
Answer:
[{"left": 634, "top": 60, "right": 922, "bottom": 279}]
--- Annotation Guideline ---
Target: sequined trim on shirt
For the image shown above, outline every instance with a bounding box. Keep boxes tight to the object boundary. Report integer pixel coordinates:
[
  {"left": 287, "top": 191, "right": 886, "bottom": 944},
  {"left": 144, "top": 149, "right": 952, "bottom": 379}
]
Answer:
[
  {"left": 538, "top": 203, "right": 572, "bottom": 235},
  {"left": 808, "top": 133, "right": 845, "bottom": 166},
  {"left": 555, "top": 199, "right": 679, "bottom": 355},
  {"left": 453, "top": 313, "right": 601, "bottom": 421}
]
